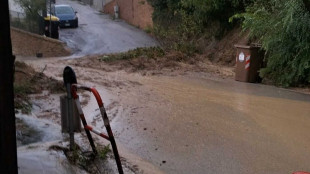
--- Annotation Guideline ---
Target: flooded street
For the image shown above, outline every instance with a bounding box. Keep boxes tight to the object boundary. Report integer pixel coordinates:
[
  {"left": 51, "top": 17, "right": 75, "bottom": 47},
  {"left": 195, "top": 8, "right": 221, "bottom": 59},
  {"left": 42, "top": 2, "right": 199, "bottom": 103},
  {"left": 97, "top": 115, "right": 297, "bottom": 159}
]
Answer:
[
  {"left": 25, "top": 57, "right": 310, "bottom": 174},
  {"left": 113, "top": 75, "right": 310, "bottom": 173},
  {"left": 10, "top": 0, "right": 310, "bottom": 173}
]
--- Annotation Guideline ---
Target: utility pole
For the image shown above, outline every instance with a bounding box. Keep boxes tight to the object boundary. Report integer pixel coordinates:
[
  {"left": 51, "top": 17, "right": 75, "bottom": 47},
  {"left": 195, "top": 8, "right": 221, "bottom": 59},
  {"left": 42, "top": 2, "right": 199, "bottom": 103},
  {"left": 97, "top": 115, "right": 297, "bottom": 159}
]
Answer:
[
  {"left": 49, "top": 0, "right": 52, "bottom": 37},
  {"left": 0, "top": 0, "right": 18, "bottom": 174}
]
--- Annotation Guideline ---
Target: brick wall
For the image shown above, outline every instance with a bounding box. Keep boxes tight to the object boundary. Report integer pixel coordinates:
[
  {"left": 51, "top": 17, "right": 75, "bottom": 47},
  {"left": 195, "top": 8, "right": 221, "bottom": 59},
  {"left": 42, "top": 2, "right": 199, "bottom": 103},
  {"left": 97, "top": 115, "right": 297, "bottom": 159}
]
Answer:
[
  {"left": 104, "top": 0, "right": 116, "bottom": 14},
  {"left": 104, "top": 0, "right": 153, "bottom": 29},
  {"left": 11, "top": 27, "right": 71, "bottom": 57}
]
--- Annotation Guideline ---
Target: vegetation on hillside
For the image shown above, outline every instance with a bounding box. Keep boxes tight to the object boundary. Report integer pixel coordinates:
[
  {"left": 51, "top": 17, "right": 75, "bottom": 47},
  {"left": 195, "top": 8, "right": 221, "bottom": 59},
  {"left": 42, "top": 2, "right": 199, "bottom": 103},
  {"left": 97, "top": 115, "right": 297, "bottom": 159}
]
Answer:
[
  {"left": 233, "top": 0, "right": 310, "bottom": 86},
  {"left": 148, "top": 0, "right": 253, "bottom": 54},
  {"left": 147, "top": 0, "right": 310, "bottom": 87}
]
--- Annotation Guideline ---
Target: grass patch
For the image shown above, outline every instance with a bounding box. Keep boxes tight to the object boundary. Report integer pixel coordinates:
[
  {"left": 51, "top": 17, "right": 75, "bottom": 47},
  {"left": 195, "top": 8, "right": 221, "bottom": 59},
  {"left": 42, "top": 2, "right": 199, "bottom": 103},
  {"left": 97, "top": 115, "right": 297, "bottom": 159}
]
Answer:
[
  {"left": 50, "top": 145, "right": 96, "bottom": 172},
  {"left": 49, "top": 144, "right": 108, "bottom": 174},
  {"left": 14, "top": 82, "right": 33, "bottom": 114},
  {"left": 98, "top": 145, "right": 111, "bottom": 160},
  {"left": 144, "top": 25, "right": 153, "bottom": 34},
  {"left": 98, "top": 47, "right": 165, "bottom": 62}
]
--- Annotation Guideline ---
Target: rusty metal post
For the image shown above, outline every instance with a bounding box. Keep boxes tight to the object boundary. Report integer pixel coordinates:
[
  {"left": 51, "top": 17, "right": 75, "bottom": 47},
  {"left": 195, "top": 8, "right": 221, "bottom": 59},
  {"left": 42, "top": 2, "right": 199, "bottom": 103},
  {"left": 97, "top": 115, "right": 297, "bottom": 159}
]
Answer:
[
  {"left": 71, "top": 84, "right": 123, "bottom": 173},
  {"left": 101, "top": 107, "right": 123, "bottom": 174},
  {"left": 71, "top": 86, "right": 98, "bottom": 155}
]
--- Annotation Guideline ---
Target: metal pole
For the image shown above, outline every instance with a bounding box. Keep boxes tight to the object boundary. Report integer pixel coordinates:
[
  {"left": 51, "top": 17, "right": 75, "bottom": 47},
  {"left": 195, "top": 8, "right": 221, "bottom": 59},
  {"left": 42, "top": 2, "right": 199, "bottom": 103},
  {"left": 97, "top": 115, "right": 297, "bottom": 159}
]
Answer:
[
  {"left": 66, "top": 84, "right": 75, "bottom": 150},
  {"left": 102, "top": 109, "right": 123, "bottom": 174},
  {"left": 49, "top": 0, "right": 51, "bottom": 37},
  {"left": 71, "top": 86, "right": 98, "bottom": 154},
  {"left": 71, "top": 84, "right": 124, "bottom": 171},
  {"left": 86, "top": 87, "right": 123, "bottom": 174},
  {"left": 63, "top": 66, "right": 78, "bottom": 150}
]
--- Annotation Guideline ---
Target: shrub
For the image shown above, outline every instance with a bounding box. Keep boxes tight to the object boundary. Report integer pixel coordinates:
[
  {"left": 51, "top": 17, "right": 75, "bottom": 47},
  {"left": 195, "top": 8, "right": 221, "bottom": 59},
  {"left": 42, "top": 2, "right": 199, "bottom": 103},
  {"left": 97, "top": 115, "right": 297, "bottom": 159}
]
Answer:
[
  {"left": 148, "top": 0, "right": 253, "bottom": 55},
  {"left": 233, "top": 0, "right": 310, "bottom": 86}
]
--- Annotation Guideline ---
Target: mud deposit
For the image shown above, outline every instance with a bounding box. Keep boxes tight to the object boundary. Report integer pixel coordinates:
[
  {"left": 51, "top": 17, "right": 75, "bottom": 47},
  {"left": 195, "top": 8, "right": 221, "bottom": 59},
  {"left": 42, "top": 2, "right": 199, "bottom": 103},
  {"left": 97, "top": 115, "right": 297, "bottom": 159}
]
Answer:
[{"left": 23, "top": 56, "right": 310, "bottom": 174}]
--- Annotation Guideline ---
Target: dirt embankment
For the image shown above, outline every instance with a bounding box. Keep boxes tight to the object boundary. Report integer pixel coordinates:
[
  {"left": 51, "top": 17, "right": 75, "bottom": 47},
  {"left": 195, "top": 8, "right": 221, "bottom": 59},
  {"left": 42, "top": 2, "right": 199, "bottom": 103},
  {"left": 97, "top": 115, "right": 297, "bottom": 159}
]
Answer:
[
  {"left": 69, "top": 49, "right": 235, "bottom": 79},
  {"left": 11, "top": 27, "right": 71, "bottom": 57},
  {"left": 14, "top": 61, "right": 64, "bottom": 113},
  {"left": 200, "top": 27, "right": 250, "bottom": 66},
  {"left": 82, "top": 26, "right": 248, "bottom": 78},
  {"left": 14, "top": 61, "right": 64, "bottom": 94}
]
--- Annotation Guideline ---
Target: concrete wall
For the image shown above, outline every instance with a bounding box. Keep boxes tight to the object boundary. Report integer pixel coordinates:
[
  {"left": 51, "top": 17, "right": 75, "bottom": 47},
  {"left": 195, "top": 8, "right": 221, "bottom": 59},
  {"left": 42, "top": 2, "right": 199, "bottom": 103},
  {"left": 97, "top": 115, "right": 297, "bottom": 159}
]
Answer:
[
  {"left": 91, "top": 0, "right": 105, "bottom": 11},
  {"left": 104, "top": 0, "right": 153, "bottom": 29},
  {"left": 11, "top": 27, "right": 71, "bottom": 57}
]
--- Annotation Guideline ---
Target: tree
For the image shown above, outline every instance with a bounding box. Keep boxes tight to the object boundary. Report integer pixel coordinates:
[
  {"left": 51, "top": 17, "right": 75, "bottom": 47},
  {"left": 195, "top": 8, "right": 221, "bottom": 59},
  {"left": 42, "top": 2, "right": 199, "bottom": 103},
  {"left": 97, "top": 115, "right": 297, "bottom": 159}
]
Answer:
[{"left": 14, "top": 0, "right": 46, "bottom": 33}]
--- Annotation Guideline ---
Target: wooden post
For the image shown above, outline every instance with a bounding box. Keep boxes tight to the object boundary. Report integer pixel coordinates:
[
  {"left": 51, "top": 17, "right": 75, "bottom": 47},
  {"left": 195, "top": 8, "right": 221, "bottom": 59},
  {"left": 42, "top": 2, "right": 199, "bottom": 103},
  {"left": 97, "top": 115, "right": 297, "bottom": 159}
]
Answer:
[{"left": 0, "top": 0, "right": 18, "bottom": 173}]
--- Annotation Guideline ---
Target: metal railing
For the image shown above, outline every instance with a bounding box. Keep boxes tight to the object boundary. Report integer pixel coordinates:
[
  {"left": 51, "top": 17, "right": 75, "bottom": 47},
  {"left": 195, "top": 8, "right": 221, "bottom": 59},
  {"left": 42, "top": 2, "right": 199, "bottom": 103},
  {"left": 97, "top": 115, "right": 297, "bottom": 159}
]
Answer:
[{"left": 63, "top": 66, "right": 124, "bottom": 174}]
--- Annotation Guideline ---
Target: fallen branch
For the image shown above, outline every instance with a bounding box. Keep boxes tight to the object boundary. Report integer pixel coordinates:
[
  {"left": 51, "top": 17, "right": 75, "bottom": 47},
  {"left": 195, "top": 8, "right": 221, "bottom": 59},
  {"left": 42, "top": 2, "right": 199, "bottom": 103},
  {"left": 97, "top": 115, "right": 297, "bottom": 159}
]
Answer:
[{"left": 31, "top": 65, "right": 47, "bottom": 81}]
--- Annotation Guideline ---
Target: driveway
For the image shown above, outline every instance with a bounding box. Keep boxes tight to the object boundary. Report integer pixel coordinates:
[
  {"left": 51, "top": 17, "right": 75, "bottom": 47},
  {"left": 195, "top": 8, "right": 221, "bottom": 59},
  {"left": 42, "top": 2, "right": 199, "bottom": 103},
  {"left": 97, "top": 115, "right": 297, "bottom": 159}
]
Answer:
[{"left": 56, "top": 0, "right": 158, "bottom": 56}]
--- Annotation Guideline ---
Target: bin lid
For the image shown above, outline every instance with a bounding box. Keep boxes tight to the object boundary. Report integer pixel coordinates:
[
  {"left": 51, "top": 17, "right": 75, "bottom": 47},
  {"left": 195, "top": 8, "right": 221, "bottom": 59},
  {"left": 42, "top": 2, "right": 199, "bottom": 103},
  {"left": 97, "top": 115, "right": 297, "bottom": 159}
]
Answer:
[{"left": 44, "top": 14, "right": 59, "bottom": 21}]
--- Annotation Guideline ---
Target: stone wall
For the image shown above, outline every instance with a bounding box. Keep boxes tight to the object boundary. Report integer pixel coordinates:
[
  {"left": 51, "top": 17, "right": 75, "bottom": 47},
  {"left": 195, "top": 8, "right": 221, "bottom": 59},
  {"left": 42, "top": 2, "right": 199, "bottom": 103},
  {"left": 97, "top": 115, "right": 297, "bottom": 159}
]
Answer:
[
  {"left": 104, "top": 0, "right": 153, "bottom": 29},
  {"left": 11, "top": 27, "right": 71, "bottom": 57}
]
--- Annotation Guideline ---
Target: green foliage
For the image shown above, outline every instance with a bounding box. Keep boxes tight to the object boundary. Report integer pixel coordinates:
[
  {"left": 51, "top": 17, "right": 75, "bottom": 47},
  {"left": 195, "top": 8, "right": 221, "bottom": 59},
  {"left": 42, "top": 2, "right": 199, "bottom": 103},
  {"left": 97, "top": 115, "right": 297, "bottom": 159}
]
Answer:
[
  {"left": 14, "top": 83, "right": 32, "bottom": 114},
  {"left": 148, "top": 0, "right": 253, "bottom": 55},
  {"left": 234, "top": 0, "right": 310, "bottom": 86},
  {"left": 98, "top": 145, "right": 111, "bottom": 160},
  {"left": 149, "top": 0, "right": 253, "bottom": 26},
  {"left": 150, "top": 0, "right": 310, "bottom": 86},
  {"left": 144, "top": 25, "right": 153, "bottom": 33},
  {"left": 179, "top": 0, "right": 252, "bottom": 26}
]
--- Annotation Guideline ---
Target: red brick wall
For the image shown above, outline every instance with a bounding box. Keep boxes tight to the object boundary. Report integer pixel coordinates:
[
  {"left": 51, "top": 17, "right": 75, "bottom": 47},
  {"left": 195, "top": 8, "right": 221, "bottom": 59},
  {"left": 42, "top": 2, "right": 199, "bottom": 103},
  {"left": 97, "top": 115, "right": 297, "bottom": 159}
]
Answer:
[
  {"left": 104, "top": 0, "right": 116, "bottom": 14},
  {"left": 104, "top": 0, "right": 153, "bottom": 29},
  {"left": 11, "top": 27, "right": 71, "bottom": 57}
]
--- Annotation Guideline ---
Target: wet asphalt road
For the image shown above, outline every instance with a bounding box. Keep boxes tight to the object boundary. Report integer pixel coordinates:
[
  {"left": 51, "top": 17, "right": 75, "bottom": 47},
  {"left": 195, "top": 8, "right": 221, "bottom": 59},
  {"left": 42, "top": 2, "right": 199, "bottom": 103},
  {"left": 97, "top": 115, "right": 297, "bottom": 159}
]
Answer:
[
  {"left": 108, "top": 73, "right": 310, "bottom": 174},
  {"left": 57, "top": 0, "right": 158, "bottom": 56}
]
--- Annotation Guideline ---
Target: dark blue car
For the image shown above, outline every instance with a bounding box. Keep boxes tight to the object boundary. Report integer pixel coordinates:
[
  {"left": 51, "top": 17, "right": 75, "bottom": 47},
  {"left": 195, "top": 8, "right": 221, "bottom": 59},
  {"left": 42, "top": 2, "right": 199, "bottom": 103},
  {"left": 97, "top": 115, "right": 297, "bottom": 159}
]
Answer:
[{"left": 53, "top": 4, "right": 78, "bottom": 28}]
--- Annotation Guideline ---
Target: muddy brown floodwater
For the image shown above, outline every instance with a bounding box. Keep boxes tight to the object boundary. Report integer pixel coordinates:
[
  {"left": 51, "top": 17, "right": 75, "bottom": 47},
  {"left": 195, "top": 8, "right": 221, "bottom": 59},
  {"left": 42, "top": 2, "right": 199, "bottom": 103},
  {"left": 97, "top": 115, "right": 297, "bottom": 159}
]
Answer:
[{"left": 25, "top": 57, "right": 310, "bottom": 174}]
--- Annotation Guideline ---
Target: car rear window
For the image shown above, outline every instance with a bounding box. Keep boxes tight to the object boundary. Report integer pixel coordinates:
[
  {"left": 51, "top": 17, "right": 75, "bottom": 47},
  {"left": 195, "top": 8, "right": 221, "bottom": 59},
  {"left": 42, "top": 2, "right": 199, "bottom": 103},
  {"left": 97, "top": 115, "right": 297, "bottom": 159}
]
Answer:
[{"left": 56, "top": 6, "right": 74, "bottom": 15}]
